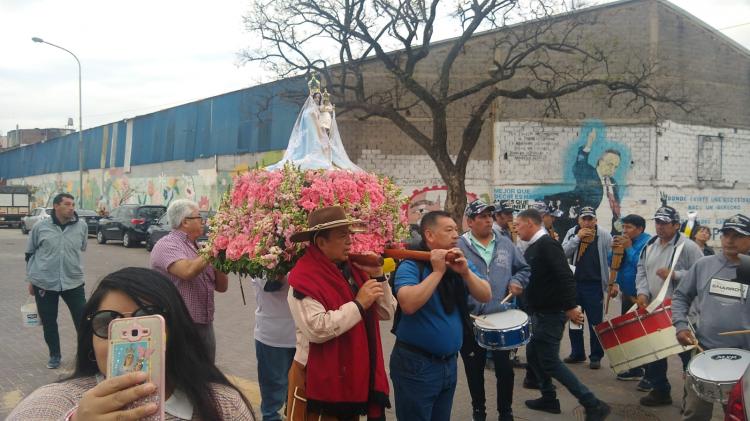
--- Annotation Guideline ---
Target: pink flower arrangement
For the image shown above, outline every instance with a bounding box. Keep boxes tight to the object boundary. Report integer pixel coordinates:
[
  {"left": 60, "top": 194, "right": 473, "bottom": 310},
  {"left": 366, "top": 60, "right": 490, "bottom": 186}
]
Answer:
[{"left": 205, "top": 163, "right": 409, "bottom": 279}]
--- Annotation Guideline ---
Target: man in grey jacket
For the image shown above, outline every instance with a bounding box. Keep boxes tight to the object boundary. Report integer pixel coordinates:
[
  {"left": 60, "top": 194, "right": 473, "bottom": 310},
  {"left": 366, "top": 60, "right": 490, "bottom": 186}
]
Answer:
[
  {"left": 672, "top": 214, "right": 750, "bottom": 421},
  {"left": 635, "top": 205, "right": 704, "bottom": 406},
  {"left": 561, "top": 206, "right": 612, "bottom": 369},
  {"left": 459, "top": 199, "right": 530, "bottom": 421},
  {"left": 25, "top": 193, "right": 88, "bottom": 369}
]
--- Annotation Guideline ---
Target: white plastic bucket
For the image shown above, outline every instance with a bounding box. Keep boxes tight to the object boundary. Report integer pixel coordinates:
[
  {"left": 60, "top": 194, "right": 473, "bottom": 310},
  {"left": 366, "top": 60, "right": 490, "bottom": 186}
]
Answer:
[{"left": 21, "top": 299, "right": 40, "bottom": 327}]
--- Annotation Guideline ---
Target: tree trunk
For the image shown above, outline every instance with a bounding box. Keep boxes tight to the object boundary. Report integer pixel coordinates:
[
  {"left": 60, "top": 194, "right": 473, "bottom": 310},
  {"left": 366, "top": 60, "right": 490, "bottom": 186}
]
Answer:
[{"left": 444, "top": 173, "right": 468, "bottom": 225}]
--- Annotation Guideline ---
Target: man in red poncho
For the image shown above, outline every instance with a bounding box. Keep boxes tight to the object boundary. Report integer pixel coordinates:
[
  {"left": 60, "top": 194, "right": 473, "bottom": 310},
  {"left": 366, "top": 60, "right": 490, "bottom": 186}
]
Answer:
[{"left": 285, "top": 206, "right": 396, "bottom": 421}]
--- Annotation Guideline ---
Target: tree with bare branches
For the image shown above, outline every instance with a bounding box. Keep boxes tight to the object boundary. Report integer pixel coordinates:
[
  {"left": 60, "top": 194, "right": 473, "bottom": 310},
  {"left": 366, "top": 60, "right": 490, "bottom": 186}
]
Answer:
[{"left": 241, "top": 0, "right": 690, "bottom": 220}]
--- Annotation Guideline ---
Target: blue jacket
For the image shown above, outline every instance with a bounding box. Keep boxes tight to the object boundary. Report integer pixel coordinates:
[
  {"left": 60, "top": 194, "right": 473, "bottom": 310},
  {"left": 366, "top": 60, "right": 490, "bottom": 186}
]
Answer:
[
  {"left": 458, "top": 228, "right": 530, "bottom": 315},
  {"left": 609, "top": 232, "right": 651, "bottom": 297}
]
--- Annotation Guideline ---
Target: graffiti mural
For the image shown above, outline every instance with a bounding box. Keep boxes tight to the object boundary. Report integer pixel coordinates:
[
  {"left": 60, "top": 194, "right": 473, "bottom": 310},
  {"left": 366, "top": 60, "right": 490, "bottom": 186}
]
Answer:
[
  {"left": 496, "top": 120, "right": 631, "bottom": 236},
  {"left": 404, "top": 186, "right": 479, "bottom": 236}
]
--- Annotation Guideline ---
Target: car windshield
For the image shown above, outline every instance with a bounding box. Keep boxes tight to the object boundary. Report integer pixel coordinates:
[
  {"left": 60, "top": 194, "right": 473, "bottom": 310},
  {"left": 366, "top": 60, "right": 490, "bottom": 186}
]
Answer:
[
  {"left": 77, "top": 209, "right": 97, "bottom": 217},
  {"left": 137, "top": 207, "right": 166, "bottom": 220}
]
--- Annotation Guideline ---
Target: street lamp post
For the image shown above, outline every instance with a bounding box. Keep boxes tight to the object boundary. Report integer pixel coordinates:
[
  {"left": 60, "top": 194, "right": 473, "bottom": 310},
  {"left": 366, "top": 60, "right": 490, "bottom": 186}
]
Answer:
[{"left": 32, "top": 37, "right": 84, "bottom": 207}]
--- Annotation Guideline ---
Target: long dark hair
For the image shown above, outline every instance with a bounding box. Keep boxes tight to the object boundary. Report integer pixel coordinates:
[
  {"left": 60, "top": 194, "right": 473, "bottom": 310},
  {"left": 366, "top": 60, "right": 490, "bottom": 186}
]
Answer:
[{"left": 72, "top": 267, "right": 253, "bottom": 420}]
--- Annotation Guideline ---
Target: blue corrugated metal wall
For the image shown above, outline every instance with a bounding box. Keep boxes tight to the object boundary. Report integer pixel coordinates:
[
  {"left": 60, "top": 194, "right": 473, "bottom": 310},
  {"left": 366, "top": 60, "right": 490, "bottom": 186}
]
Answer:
[{"left": 0, "top": 77, "right": 305, "bottom": 179}]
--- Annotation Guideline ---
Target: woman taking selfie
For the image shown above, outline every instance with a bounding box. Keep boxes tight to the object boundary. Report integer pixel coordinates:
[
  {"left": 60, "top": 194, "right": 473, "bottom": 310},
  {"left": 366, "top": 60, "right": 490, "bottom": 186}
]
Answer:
[{"left": 8, "top": 267, "right": 255, "bottom": 420}]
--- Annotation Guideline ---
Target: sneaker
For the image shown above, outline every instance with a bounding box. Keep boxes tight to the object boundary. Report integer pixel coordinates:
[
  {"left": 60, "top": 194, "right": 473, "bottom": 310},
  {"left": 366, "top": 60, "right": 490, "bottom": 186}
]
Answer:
[
  {"left": 525, "top": 397, "right": 561, "bottom": 414},
  {"left": 636, "top": 378, "right": 653, "bottom": 392},
  {"left": 639, "top": 390, "right": 672, "bottom": 406},
  {"left": 589, "top": 360, "right": 601, "bottom": 370},
  {"left": 523, "top": 376, "right": 540, "bottom": 390},
  {"left": 563, "top": 355, "right": 586, "bottom": 364},
  {"left": 585, "top": 400, "right": 611, "bottom": 421},
  {"left": 617, "top": 368, "right": 645, "bottom": 381},
  {"left": 47, "top": 355, "right": 61, "bottom": 369}
]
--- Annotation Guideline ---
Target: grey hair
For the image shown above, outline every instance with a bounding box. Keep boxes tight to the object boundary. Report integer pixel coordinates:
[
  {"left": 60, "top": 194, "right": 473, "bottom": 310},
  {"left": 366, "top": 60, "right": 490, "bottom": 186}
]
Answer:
[{"left": 167, "top": 199, "right": 199, "bottom": 230}]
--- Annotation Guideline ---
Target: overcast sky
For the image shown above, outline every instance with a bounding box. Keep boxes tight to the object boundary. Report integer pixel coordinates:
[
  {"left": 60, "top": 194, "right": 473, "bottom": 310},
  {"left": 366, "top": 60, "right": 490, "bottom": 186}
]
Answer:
[{"left": 1, "top": 0, "right": 748, "bottom": 136}]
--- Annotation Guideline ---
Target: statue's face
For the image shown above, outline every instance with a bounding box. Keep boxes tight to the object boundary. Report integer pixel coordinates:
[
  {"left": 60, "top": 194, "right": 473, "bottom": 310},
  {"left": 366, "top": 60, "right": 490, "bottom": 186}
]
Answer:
[
  {"left": 313, "top": 93, "right": 322, "bottom": 105},
  {"left": 597, "top": 152, "right": 621, "bottom": 177}
]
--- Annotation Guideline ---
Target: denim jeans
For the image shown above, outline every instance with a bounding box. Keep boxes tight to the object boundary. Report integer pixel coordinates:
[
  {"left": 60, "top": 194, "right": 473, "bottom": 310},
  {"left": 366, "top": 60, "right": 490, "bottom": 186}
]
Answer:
[
  {"left": 33, "top": 284, "right": 86, "bottom": 358},
  {"left": 568, "top": 281, "right": 604, "bottom": 361},
  {"left": 255, "top": 340, "right": 295, "bottom": 421},
  {"left": 526, "top": 312, "right": 598, "bottom": 408},
  {"left": 390, "top": 344, "right": 457, "bottom": 421},
  {"left": 644, "top": 350, "right": 693, "bottom": 393},
  {"left": 460, "top": 337, "right": 513, "bottom": 416}
]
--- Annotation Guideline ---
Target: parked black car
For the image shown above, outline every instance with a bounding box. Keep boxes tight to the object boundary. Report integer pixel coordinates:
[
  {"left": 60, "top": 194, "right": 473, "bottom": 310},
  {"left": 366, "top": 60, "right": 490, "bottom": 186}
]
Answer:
[
  {"left": 97, "top": 205, "right": 167, "bottom": 247},
  {"left": 145, "top": 210, "right": 212, "bottom": 251},
  {"left": 77, "top": 209, "right": 102, "bottom": 236}
]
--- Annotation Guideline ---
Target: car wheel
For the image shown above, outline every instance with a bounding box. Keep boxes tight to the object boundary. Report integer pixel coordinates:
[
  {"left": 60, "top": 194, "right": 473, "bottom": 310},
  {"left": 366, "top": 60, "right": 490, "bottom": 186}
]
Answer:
[
  {"left": 97, "top": 230, "right": 107, "bottom": 244},
  {"left": 20, "top": 223, "right": 28, "bottom": 235},
  {"left": 123, "top": 231, "right": 135, "bottom": 248}
]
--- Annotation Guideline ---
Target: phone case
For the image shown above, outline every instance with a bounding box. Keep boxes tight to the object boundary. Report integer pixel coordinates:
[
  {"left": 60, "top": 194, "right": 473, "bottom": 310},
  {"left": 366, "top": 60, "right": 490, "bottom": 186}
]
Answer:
[{"left": 107, "top": 315, "right": 166, "bottom": 421}]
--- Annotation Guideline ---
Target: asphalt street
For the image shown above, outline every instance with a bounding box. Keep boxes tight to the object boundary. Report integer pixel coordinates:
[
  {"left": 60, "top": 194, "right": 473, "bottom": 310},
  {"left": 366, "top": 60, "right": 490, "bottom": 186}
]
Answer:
[{"left": 0, "top": 228, "right": 721, "bottom": 420}]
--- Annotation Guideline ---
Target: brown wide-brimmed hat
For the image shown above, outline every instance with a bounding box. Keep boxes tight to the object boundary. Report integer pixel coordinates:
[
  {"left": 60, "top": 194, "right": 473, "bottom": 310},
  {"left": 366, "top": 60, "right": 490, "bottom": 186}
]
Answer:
[{"left": 290, "top": 206, "right": 364, "bottom": 243}]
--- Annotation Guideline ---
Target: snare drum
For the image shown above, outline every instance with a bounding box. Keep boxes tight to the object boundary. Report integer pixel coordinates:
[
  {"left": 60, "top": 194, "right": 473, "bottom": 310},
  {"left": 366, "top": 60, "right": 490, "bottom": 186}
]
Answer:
[
  {"left": 473, "top": 309, "right": 531, "bottom": 350},
  {"left": 594, "top": 298, "right": 695, "bottom": 374},
  {"left": 687, "top": 348, "right": 750, "bottom": 404}
]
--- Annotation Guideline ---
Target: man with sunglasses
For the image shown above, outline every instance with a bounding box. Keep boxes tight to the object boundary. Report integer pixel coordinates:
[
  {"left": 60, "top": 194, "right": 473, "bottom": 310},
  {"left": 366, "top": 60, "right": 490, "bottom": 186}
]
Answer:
[
  {"left": 672, "top": 214, "right": 750, "bottom": 420},
  {"left": 150, "top": 199, "right": 228, "bottom": 362},
  {"left": 25, "top": 192, "right": 88, "bottom": 369}
]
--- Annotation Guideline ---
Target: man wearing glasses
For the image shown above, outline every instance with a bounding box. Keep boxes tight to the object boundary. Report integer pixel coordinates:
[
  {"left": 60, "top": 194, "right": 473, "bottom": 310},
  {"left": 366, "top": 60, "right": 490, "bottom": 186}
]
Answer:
[{"left": 150, "top": 199, "right": 228, "bottom": 362}]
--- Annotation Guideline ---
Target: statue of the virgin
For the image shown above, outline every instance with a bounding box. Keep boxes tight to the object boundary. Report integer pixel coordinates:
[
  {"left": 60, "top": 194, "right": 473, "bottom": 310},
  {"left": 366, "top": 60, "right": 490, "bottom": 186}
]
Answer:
[{"left": 266, "top": 74, "right": 362, "bottom": 171}]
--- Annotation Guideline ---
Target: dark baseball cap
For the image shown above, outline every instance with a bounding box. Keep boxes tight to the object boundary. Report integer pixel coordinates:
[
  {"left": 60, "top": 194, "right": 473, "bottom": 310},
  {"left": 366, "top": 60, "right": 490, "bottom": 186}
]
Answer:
[
  {"left": 579, "top": 206, "right": 596, "bottom": 218},
  {"left": 465, "top": 199, "right": 495, "bottom": 217},
  {"left": 529, "top": 201, "right": 563, "bottom": 218},
  {"left": 494, "top": 200, "right": 515, "bottom": 214},
  {"left": 654, "top": 206, "right": 680, "bottom": 223},
  {"left": 721, "top": 214, "right": 750, "bottom": 236}
]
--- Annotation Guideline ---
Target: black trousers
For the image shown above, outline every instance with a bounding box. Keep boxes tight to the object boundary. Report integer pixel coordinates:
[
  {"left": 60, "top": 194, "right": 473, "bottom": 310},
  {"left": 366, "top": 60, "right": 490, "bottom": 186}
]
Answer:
[{"left": 460, "top": 336, "right": 514, "bottom": 416}]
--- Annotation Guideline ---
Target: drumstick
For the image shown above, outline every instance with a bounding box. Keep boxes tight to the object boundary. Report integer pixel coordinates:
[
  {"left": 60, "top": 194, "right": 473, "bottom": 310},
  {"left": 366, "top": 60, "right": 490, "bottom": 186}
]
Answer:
[
  {"left": 469, "top": 314, "right": 492, "bottom": 326},
  {"left": 719, "top": 329, "right": 750, "bottom": 336},
  {"left": 500, "top": 293, "right": 513, "bottom": 304}
]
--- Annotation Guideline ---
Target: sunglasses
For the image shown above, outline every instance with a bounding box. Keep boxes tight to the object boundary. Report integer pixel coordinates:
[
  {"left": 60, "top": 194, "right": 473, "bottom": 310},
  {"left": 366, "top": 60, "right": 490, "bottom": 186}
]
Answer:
[{"left": 87, "top": 306, "right": 164, "bottom": 339}]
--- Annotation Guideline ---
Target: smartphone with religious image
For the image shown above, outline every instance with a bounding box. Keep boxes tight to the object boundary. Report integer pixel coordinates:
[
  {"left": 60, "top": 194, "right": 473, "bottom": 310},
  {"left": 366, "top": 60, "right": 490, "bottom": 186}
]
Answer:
[{"left": 107, "top": 315, "right": 166, "bottom": 421}]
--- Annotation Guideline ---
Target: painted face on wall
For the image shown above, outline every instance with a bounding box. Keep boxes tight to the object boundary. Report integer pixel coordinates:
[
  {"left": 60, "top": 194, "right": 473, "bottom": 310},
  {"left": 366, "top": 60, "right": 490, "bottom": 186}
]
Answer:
[{"left": 597, "top": 152, "right": 621, "bottom": 178}]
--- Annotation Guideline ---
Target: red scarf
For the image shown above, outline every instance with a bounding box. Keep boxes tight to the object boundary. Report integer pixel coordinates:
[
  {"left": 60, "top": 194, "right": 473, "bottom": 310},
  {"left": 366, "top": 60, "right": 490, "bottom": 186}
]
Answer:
[{"left": 288, "top": 246, "right": 390, "bottom": 420}]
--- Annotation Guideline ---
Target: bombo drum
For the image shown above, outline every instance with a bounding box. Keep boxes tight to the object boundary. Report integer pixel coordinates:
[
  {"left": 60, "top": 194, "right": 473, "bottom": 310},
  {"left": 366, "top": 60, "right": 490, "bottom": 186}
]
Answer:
[
  {"left": 687, "top": 348, "right": 750, "bottom": 404},
  {"left": 473, "top": 309, "right": 531, "bottom": 350}
]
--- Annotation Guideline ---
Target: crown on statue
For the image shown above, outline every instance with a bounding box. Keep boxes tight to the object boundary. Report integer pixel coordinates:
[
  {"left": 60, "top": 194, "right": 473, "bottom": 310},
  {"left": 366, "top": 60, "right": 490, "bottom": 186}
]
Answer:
[
  {"left": 308, "top": 73, "right": 321, "bottom": 95},
  {"left": 322, "top": 88, "right": 330, "bottom": 103}
]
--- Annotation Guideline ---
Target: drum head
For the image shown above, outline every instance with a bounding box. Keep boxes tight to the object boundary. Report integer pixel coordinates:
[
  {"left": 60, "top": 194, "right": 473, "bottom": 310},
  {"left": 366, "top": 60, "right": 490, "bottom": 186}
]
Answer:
[
  {"left": 482, "top": 309, "right": 529, "bottom": 329},
  {"left": 689, "top": 348, "right": 750, "bottom": 382}
]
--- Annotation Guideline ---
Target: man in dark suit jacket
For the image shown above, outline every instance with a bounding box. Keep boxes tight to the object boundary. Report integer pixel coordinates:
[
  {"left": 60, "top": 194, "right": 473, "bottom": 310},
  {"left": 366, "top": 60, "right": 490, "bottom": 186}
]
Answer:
[
  {"left": 515, "top": 208, "right": 611, "bottom": 421},
  {"left": 545, "top": 130, "right": 623, "bottom": 236}
]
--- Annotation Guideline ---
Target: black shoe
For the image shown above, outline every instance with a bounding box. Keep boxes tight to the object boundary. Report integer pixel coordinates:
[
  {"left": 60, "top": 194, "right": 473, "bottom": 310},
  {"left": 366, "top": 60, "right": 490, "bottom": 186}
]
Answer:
[
  {"left": 617, "top": 368, "right": 644, "bottom": 381},
  {"left": 636, "top": 378, "right": 653, "bottom": 392},
  {"left": 563, "top": 355, "right": 586, "bottom": 364},
  {"left": 589, "top": 360, "right": 601, "bottom": 370},
  {"left": 523, "top": 376, "right": 539, "bottom": 389},
  {"left": 640, "top": 390, "right": 672, "bottom": 406},
  {"left": 585, "top": 400, "right": 611, "bottom": 421},
  {"left": 499, "top": 411, "right": 514, "bottom": 421},
  {"left": 525, "top": 397, "right": 561, "bottom": 414},
  {"left": 472, "top": 409, "right": 486, "bottom": 421}
]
